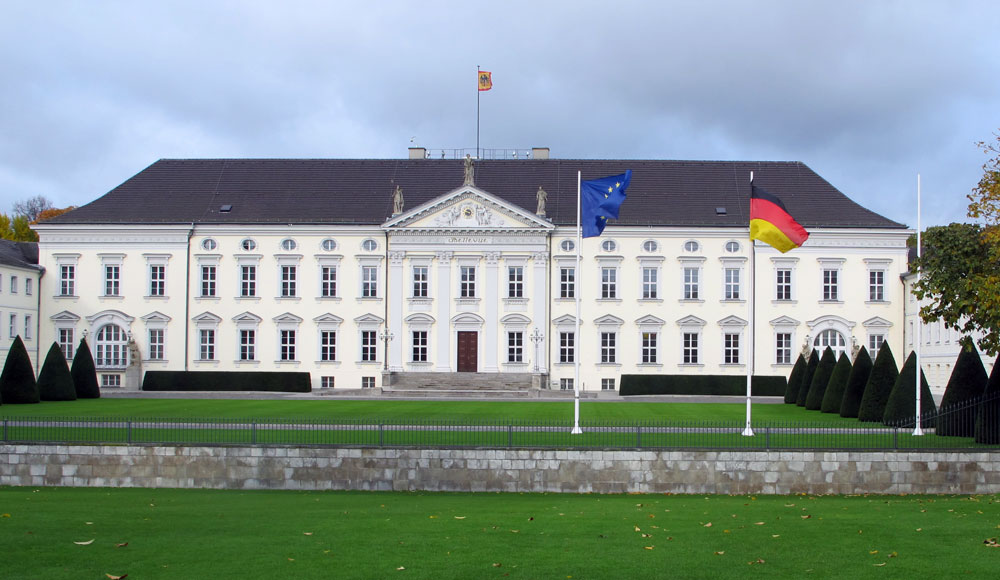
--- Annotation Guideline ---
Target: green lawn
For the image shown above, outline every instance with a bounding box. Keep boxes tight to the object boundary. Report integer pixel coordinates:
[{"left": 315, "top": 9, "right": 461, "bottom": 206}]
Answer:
[{"left": 2, "top": 487, "right": 998, "bottom": 579}]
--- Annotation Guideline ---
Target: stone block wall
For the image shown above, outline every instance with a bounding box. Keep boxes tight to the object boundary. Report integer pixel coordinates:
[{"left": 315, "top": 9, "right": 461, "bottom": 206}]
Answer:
[{"left": 2, "top": 444, "right": 998, "bottom": 494}]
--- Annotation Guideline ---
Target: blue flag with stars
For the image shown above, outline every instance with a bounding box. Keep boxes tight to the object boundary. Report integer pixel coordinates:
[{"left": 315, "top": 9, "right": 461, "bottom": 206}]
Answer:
[{"left": 580, "top": 170, "right": 632, "bottom": 238}]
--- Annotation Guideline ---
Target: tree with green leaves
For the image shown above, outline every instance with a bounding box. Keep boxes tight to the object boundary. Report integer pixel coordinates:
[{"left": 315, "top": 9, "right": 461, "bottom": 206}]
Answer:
[
  {"left": 0, "top": 336, "right": 40, "bottom": 404},
  {"left": 857, "top": 342, "right": 899, "bottom": 422},
  {"left": 796, "top": 350, "right": 819, "bottom": 407},
  {"left": 784, "top": 354, "right": 806, "bottom": 404},
  {"left": 974, "top": 355, "right": 1000, "bottom": 444},
  {"left": 820, "top": 352, "right": 852, "bottom": 414},
  {"left": 38, "top": 342, "right": 76, "bottom": 401},
  {"left": 840, "top": 347, "right": 874, "bottom": 418},
  {"left": 938, "top": 340, "right": 989, "bottom": 437},
  {"left": 805, "top": 347, "right": 837, "bottom": 410},
  {"left": 882, "top": 352, "right": 937, "bottom": 428},
  {"left": 70, "top": 338, "right": 100, "bottom": 399}
]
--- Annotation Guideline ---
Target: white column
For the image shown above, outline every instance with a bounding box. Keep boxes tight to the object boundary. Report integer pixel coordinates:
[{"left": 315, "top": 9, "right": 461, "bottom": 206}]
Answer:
[
  {"left": 435, "top": 251, "right": 453, "bottom": 371},
  {"left": 388, "top": 251, "right": 405, "bottom": 371},
  {"left": 483, "top": 251, "right": 500, "bottom": 372},
  {"left": 532, "top": 252, "right": 548, "bottom": 373}
]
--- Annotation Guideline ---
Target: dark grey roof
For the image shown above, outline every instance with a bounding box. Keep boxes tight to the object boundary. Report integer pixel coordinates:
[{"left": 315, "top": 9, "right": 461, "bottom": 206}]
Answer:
[
  {"left": 0, "top": 240, "right": 40, "bottom": 270},
  {"left": 44, "top": 158, "right": 905, "bottom": 229}
]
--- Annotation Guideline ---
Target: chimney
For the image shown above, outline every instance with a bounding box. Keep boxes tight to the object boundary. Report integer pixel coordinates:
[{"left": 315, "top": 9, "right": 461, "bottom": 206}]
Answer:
[
  {"left": 531, "top": 147, "right": 550, "bottom": 160},
  {"left": 408, "top": 147, "right": 427, "bottom": 160}
]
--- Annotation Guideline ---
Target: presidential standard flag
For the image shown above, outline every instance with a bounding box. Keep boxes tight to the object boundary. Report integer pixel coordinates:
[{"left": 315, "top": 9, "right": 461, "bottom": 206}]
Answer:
[
  {"left": 750, "top": 184, "right": 809, "bottom": 252},
  {"left": 478, "top": 71, "right": 492, "bottom": 91},
  {"left": 581, "top": 170, "right": 632, "bottom": 238}
]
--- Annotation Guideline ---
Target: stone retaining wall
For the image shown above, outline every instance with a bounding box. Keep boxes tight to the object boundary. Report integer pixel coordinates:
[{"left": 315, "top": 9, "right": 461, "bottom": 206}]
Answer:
[{"left": 2, "top": 444, "right": 998, "bottom": 494}]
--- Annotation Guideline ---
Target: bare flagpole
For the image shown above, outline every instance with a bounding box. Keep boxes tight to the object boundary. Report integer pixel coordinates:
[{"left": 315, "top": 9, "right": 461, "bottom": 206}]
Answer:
[
  {"left": 914, "top": 174, "right": 924, "bottom": 436},
  {"left": 572, "top": 170, "right": 583, "bottom": 434},
  {"left": 743, "top": 172, "right": 755, "bottom": 436}
]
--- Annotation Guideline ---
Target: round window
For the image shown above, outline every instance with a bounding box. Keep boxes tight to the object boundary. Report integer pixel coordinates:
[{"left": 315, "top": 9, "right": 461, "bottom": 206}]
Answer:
[
  {"left": 362, "top": 239, "right": 378, "bottom": 252},
  {"left": 725, "top": 241, "right": 741, "bottom": 253},
  {"left": 201, "top": 239, "right": 217, "bottom": 251},
  {"left": 321, "top": 238, "right": 337, "bottom": 251},
  {"left": 560, "top": 239, "right": 575, "bottom": 252},
  {"left": 684, "top": 240, "right": 699, "bottom": 252},
  {"left": 642, "top": 240, "right": 658, "bottom": 253},
  {"left": 280, "top": 239, "right": 297, "bottom": 251},
  {"left": 601, "top": 240, "right": 617, "bottom": 252},
  {"left": 241, "top": 239, "right": 257, "bottom": 251}
]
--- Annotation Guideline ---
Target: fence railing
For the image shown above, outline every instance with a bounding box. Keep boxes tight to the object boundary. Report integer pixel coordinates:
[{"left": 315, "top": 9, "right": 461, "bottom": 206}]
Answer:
[{"left": 2, "top": 415, "right": 998, "bottom": 450}]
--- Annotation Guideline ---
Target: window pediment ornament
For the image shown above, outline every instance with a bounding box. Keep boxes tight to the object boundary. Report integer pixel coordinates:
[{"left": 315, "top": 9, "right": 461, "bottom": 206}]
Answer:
[
  {"left": 769, "top": 315, "right": 800, "bottom": 327},
  {"left": 676, "top": 315, "right": 706, "bottom": 327},
  {"left": 383, "top": 188, "right": 553, "bottom": 231},
  {"left": 313, "top": 313, "right": 344, "bottom": 324},
  {"left": 718, "top": 315, "right": 748, "bottom": 327},
  {"left": 354, "top": 313, "right": 385, "bottom": 325},
  {"left": 50, "top": 310, "right": 81, "bottom": 322},
  {"left": 500, "top": 313, "right": 531, "bottom": 325},
  {"left": 232, "top": 311, "right": 262, "bottom": 324},
  {"left": 140, "top": 311, "right": 172, "bottom": 324},
  {"left": 635, "top": 315, "right": 666, "bottom": 327},
  {"left": 862, "top": 316, "right": 893, "bottom": 329},
  {"left": 593, "top": 314, "right": 624, "bottom": 327}
]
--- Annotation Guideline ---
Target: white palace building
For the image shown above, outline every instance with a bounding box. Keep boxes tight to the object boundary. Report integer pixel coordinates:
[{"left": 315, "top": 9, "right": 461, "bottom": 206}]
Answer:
[{"left": 31, "top": 148, "right": 912, "bottom": 393}]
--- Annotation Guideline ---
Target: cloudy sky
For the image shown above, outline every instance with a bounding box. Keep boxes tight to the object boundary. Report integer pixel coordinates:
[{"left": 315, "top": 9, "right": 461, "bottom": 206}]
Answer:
[{"left": 2, "top": 1, "right": 997, "bottom": 229}]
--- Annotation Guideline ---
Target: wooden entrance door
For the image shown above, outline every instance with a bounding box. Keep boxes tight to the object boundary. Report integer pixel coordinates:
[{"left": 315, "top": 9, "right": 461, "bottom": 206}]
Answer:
[{"left": 457, "top": 331, "right": 478, "bottom": 372}]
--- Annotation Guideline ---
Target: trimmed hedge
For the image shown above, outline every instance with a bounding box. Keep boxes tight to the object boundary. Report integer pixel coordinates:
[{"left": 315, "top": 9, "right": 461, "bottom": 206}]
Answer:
[
  {"left": 38, "top": 342, "right": 77, "bottom": 401},
  {"left": 796, "top": 350, "right": 820, "bottom": 407},
  {"left": 0, "top": 336, "right": 39, "bottom": 404},
  {"left": 71, "top": 338, "right": 100, "bottom": 399},
  {"left": 143, "top": 371, "right": 312, "bottom": 393},
  {"left": 619, "top": 374, "right": 786, "bottom": 397},
  {"left": 974, "top": 355, "right": 1000, "bottom": 445},
  {"left": 805, "top": 347, "right": 836, "bottom": 410},
  {"left": 820, "top": 352, "right": 852, "bottom": 414},
  {"left": 857, "top": 342, "right": 899, "bottom": 422},
  {"left": 883, "top": 351, "right": 937, "bottom": 428},
  {"left": 784, "top": 355, "right": 806, "bottom": 404},
  {"left": 839, "top": 346, "right": 873, "bottom": 418},
  {"left": 938, "top": 341, "right": 988, "bottom": 437}
]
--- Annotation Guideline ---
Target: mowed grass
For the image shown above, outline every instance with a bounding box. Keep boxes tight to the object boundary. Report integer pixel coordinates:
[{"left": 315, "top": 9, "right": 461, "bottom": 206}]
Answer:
[
  {"left": 0, "top": 397, "right": 860, "bottom": 424},
  {"left": 1, "top": 487, "right": 998, "bottom": 579}
]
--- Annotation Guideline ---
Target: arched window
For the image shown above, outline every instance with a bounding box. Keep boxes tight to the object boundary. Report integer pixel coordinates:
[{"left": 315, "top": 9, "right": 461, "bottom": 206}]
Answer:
[
  {"left": 96, "top": 324, "right": 128, "bottom": 368},
  {"left": 813, "top": 329, "right": 847, "bottom": 359}
]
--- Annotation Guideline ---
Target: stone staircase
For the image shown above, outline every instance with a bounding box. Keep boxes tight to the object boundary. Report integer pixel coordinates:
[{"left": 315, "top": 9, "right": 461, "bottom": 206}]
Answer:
[{"left": 382, "top": 372, "right": 553, "bottom": 398}]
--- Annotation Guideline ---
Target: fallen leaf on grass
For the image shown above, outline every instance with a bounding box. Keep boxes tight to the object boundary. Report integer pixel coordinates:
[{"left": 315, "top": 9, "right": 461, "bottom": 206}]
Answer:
[
  {"left": 748, "top": 559, "right": 765, "bottom": 565},
  {"left": 303, "top": 532, "right": 313, "bottom": 536},
  {"left": 454, "top": 516, "right": 466, "bottom": 520},
  {"left": 772, "top": 535, "right": 780, "bottom": 538},
  {"left": 492, "top": 563, "right": 502, "bottom": 567},
  {"left": 396, "top": 566, "right": 405, "bottom": 571},
  {"left": 714, "top": 551, "right": 725, "bottom": 556},
  {"left": 634, "top": 526, "right": 641, "bottom": 532},
  {"left": 754, "top": 522, "right": 765, "bottom": 526},
  {"left": 870, "top": 550, "right": 878, "bottom": 554},
  {"left": 429, "top": 516, "right": 438, "bottom": 519},
  {"left": 801, "top": 515, "right": 812, "bottom": 519},
  {"left": 704, "top": 522, "right": 712, "bottom": 527},
  {"left": 984, "top": 538, "right": 1000, "bottom": 547},
  {"left": 115, "top": 542, "right": 128, "bottom": 548},
  {"left": 916, "top": 528, "right": 922, "bottom": 532},
  {"left": 874, "top": 563, "right": 886, "bottom": 567},
  {"left": 105, "top": 574, "right": 127, "bottom": 580},
  {"left": 644, "top": 546, "right": 654, "bottom": 550},
  {"left": 889, "top": 552, "right": 898, "bottom": 558},
  {"left": 510, "top": 530, "right": 519, "bottom": 533},
  {"left": 1, "top": 514, "right": 10, "bottom": 518},
  {"left": 641, "top": 533, "right": 652, "bottom": 538},
  {"left": 74, "top": 539, "right": 94, "bottom": 545}
]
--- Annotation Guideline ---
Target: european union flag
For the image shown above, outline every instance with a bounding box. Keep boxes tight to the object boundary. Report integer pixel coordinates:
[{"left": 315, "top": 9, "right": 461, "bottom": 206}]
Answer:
[{"left": 581, "top": 170, "right": 632, "bottom": 238}]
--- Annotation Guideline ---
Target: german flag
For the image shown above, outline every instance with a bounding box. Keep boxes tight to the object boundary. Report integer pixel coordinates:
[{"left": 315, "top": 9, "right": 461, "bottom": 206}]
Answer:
[{"left": 750, "top": 184, "right": 809, "bottom": 253}]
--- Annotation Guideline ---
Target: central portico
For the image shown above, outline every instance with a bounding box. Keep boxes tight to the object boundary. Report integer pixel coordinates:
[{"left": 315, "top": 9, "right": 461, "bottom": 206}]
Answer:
[{"left": 382, "top": 185, "right": 554, "bottom": 376}]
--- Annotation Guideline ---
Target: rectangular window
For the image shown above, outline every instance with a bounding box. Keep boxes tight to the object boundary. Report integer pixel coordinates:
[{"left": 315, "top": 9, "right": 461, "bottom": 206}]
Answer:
[
  {"left": 101, "top": 374, "right": 121, "bottom": 388},
  {"left": 10, "top": 275, "right": 17, "bottom": 294},
  {"left": 241, "top": 265, "right": 257, "bottom": 297},
  {"left": 823, "top": 269, "right": 839, "bottom": 301},
  {"left": 321, "top": 266, "right": 337, "bottom": 297},
  {"left": 361, "top": 330, "right": 377, "bottom": 361},
  {"left": 60, "top": 265, "right": 75, "bottom": 296},
  {"left": 104, "top": 266, "right": 120, "bottom": 296},
  {"left": 24, "top": 315, "right": 31, "bottom": 340},
  {"left": 508, "top": 266, "right": 523, "bottom": 298},
  {"left": 412, "top": 330, "right": 428, "bottom": 362},
  {"left": 361, "top": 376, "right": 376, "bottom": 389},
  {"left": 601, "top": 378, "right": 616, "bottom": 391},
  {"left": 683, "top": 332, "right": 699, "bottom": 364},
  {"left": 280, "top": 330, "right": 296, "bottom": 361},
  {"left": 683, "top": 267, "right": 700, "bottom": 300},
  {"left": 560, "top": 378, "right": 574, "bottom": 391},
  {"left": 642, "top": 267, "right": 658, "bottom": 299},
  {"left": 641, "top": 332, "right": 657, "bottom": 364},
  {"left": 8, "top": 313, "right": 15, "bottom": 338},
  {"left": 724, "top": 333, "right": 741, "bottom": 364},
  {"left": 321, "top": 376, "right": 335, "bottom": 389},
  {"left": 148, "top": 329, "right": 164, "bottom": 360},
  {"left": 869, "top": 270, "right": 885, "bottom": 302},
  {"left": 601, "top": 332, "right": 616, "bottom": 364},
  {"left": 320, "top": 330, "right": 337, "bottom": 361},
  {"left": 239, "top": 329, "right": 255, "bottom": 361},
  {"left": 25, "top": 278, "right": 32, "bottom": 295},
  {"left": 199, "top": 329, "right": 215, "bottom": 360},
  {"left": 201, "top": 266, "right": 217, "bottom": 297},
  {"left": 412, "top": 266, "right": 428, "bottom": 298},
  {"left": 59, "top": 328, "right": 75, "bottom": 361},
  {"left": 560, "top": 267, "right": 575, "bottom": 299},
  {"left": 362, "top": 266, "right": 378, "bottom": 298},
  {"left": 281, "top": 266, "right": 297, "bottom": 297},
  {"left": 724, "top": 268, "right": 741, "bottom": 300},
  {"left": 149, "top": 265, "right": 165, "bottom": 296},
  {"left": 869, "top": 334, "right": 885, "bottom": 358},
  {"left": 601, "top": 267, "right": 617, "bottom": 299},
  {"left": 507, "top": 331, "right": 523, "bottom": 363},
  {"left": 776, "top": 332, "right": 792, "bottom": 365},
  {"left": 460, "top": 266, "right": 476, "bottom": 298},
  {"left": 559, "top": 332, "right": 575, "bottom": 363},
  {"left": 776, "top": 269, "right": 792, "bottom": 301}
]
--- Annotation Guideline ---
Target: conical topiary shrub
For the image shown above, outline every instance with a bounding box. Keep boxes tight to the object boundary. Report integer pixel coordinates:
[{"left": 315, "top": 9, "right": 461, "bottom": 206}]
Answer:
[
  {"left": 796, "top": 350, "right": 820, "bottom": 407},
  {"left": 883, "top": 351, "right": 937, "bottom": 428},
  {"left": 840, "top": 347, "right": 873, "bottom": 418},
  {"left": 805, "top": 347, "right": 837, "bottom": 410},
  {"left": 938, "top": 340, "right": 989, "bottom": 437},
  {"left": 784, "top": 355, "right": 807, "bottom": 404},
  {"left": 70, "top": 338, "right": 100, "bottom": 399},
  {"left": 38, "top": 342, "right": 77, "bottom": 401},
  {"left": 0, "top": 335, "right": 40, "bottom": 404},
  {"left": 974, "top": 355, "right": 1000, "bottom": 445},
  {"left": 857, "top": 342, "right": 899, "bottom": 422},
  {"left": 821, "top": 352, "right": 853, "bottom": 413}
]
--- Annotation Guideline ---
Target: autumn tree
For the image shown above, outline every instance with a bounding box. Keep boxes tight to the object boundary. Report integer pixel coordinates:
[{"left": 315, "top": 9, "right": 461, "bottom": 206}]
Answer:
[
  {"left": 12, "top": 195, "right": 54, "bottom": 222},
  {"left": 33, "top": 206, "right": 76, "bottom": 223}
]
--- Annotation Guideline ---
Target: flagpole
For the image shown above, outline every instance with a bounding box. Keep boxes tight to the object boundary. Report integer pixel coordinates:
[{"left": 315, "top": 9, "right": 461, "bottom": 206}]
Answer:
[
  {"left": 743, "top": 172, "right": 755, "bottom": 437},
  {"left": 572, "top": 171, "right": 583, "bottom": 434},
  {"left": 913, "top": 174, "right": 924, "bottom": 436},
  {"left": 476, "top": 66, "right": 480, "bottom": 159}
]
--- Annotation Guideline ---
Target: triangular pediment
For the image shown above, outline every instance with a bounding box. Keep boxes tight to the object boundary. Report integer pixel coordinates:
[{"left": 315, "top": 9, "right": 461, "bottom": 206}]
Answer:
[
  {"left": 383, "top": 186, "right": 553, "bottom": 231},
  {"left": 50, "top": 310, "right": 81, "bottom": 322},
  {"left": 862, "top": 316, "right": 893, "bottom": 329},
  {"left": 718, "top": 315, "right": 748, "bottom": 327}
]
